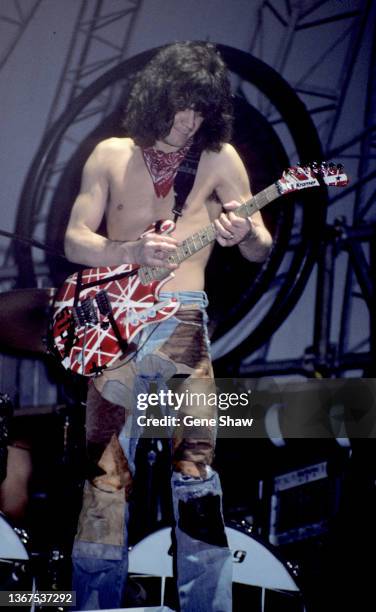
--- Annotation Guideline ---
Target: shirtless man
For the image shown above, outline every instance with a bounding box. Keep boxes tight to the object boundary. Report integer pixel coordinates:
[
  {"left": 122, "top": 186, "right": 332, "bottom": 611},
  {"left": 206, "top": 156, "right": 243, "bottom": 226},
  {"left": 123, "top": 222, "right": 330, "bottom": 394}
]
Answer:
[{"left": 65, "top": 42, "right": 272, "bottom": 611}]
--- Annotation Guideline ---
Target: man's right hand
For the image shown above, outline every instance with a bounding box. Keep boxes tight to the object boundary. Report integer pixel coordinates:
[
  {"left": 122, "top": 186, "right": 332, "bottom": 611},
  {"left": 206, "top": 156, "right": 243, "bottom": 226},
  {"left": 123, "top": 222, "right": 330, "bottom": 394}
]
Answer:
[{"left": 123, "top": 233, "right": 179, "bottom": 269}]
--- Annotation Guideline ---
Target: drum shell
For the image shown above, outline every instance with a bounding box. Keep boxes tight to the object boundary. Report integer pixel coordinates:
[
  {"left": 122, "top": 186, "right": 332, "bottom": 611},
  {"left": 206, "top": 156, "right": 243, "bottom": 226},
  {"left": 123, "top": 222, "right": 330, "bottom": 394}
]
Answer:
[
  {"left": 0, "top": 513, "right": 35, "bottom": 599},
  {"left": 0, "top": 513, "right": 28, "bottom": 560},
  {"left": 127, "top": 523, "right": 306, "bottom": 610}
]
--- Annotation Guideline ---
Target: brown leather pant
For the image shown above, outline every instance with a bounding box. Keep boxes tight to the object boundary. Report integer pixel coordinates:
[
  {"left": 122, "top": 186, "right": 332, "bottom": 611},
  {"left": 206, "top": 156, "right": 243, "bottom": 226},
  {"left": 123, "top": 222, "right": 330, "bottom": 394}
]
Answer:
[{"left": 74, "top": 306, "right": 216, "bottom": 553}]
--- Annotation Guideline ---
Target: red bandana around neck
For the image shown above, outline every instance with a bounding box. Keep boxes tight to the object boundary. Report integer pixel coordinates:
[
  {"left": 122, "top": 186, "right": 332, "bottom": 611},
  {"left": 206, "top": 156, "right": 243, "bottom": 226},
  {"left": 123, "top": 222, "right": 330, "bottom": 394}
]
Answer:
[{"left": 142, "top": 138, "right": 193, "bottom": 198}]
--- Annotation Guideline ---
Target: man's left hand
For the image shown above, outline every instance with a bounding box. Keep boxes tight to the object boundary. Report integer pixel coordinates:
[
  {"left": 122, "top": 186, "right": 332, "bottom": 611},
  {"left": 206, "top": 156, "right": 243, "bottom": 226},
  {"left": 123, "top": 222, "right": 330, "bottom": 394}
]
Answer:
[{"left": 214, "top": 201, "right": 254, "bottom": 247}]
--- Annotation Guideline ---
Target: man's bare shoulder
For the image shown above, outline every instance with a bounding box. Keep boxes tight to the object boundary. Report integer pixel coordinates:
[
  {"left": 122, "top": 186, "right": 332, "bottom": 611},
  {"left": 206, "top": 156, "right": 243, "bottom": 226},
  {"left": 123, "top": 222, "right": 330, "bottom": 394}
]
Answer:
[
  {"left": 202, "top": 143, "right": 250, "bottom": 201},
  {"left": 203, "top": 143, "right": 241, "bottom": 168},
  {"left": 94, "top": 136, "right": 135, "bottom": 158},
  {"left": 202, "top": 143, "right": 245, "bottom": 183}
]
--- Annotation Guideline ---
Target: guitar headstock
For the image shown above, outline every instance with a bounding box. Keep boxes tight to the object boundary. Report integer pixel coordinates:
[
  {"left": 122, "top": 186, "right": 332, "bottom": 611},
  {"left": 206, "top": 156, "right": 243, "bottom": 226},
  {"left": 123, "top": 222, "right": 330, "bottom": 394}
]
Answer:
[{"left": 277, "top": 161, "right": 349, "bottom": 195}]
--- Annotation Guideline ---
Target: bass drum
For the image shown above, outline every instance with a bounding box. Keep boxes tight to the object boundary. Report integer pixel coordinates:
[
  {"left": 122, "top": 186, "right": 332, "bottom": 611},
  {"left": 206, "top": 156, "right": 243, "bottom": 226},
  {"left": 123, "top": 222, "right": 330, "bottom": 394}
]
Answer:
[
  {"left": 0, "top": 513, "right": 36, "bottom": 608},
  {"left": 128, "top": 524, "right": 307, "bottom": 611}
]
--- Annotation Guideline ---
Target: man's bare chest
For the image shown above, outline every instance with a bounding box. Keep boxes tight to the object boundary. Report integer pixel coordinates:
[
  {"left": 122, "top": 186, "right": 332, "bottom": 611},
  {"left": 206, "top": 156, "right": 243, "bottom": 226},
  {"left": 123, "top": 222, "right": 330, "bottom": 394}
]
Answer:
[{"left": 106, "top": 157, "right": 220, "bottom": 241}]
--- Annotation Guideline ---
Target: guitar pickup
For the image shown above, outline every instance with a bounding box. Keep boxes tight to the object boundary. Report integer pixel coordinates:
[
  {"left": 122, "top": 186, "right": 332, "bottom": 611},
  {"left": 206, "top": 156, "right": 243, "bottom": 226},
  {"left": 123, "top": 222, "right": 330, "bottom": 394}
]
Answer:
[
  {"left": 95, "top": 290, "right": 112, "bottom": 316},
  {"left": 72, "top": 297, "right": 98, "bottom": 326}
]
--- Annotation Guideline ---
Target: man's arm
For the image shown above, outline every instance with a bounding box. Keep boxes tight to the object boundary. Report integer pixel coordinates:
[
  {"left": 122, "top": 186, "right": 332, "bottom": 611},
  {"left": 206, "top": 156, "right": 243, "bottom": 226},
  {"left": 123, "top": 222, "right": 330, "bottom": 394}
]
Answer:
[
  {"left": 212, "top": 144, "right": 272, "bottom": 262},
  {"left": 64, "top": 140, "right": 177, "bottom": 269},
  {"left": 64, "top": 141, "right": 115, "bottom": 266}
]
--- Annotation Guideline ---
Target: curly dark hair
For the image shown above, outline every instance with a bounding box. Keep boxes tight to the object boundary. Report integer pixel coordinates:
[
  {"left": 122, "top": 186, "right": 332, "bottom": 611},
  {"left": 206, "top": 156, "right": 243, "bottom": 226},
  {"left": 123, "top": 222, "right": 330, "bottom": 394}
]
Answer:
[{"left": 123, "top": 42, "right": 233, "bottom": 151}]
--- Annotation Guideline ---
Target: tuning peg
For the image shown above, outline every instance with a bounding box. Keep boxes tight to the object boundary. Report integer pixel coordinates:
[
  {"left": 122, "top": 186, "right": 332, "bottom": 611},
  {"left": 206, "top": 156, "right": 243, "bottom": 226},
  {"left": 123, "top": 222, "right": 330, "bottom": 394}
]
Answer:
[
  {"left": 318, "top": 162, "right": 328, "bottom": 175},
  {"left": 309, "top": 161, "right": 318, "bottom": 174}
]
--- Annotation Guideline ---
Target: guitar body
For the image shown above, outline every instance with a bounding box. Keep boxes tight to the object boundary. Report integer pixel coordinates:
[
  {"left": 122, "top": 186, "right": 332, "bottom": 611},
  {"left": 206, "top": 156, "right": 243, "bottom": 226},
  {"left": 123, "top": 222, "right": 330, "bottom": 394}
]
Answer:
[{"left": 52, "top": 221, "right": 179, "bottom": 376}]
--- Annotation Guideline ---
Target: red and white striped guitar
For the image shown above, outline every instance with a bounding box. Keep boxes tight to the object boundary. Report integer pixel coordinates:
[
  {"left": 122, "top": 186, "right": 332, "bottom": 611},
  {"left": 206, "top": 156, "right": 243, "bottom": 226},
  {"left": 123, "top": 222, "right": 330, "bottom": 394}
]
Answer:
[{"left": 52, "top": 162, "right": 348, "bottom": 376}]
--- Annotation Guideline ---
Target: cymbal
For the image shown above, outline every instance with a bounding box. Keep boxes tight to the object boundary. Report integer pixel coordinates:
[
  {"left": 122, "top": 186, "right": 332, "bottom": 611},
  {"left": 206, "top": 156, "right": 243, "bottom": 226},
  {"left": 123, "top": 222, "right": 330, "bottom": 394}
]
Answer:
[{"left": 0, "top": 288, "right": 56, "bottom": 354}]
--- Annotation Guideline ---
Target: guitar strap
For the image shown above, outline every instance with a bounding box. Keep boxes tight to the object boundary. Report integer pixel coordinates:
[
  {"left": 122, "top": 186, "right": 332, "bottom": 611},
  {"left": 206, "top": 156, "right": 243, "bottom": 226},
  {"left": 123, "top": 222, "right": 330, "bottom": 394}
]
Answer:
[{"left": 172, "top": 141, "right": 203, "bottom": 223}]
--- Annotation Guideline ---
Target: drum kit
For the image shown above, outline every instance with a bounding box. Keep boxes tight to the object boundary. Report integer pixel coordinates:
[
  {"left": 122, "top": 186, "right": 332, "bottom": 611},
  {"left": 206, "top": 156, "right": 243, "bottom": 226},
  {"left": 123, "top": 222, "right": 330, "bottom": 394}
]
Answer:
[
  {"left": 0, "top": 288, "right": 55, "bottom": 355},
  {"left": 0, "top": 288, "right": 57, "bottom": 483},
  {"left": 0, "top": 287, "right": 72, "bottom": 606},
  {"left": 0, "top": 513, "right": 306, "bottom": 611},
  {"left": 127, "top": 522, "right": 306, "bottom": 611},
  {"left": 0, "top": 289, "right": 308, "bottom": 610},
  {"left": 0, "top": 513, "right": 35, "bottom": 592}
]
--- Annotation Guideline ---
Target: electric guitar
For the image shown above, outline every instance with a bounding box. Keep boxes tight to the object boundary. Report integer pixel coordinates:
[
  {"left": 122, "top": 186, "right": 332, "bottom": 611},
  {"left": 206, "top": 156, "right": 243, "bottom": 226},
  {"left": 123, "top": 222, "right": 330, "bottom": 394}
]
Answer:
[{"left": 51, "top": 162, "right": 348, "bottom": 376}]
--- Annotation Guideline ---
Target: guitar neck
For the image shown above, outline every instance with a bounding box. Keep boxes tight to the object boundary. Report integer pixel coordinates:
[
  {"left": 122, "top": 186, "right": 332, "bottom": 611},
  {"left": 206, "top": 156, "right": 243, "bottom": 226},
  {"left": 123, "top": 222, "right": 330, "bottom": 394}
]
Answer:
[{"left": 138, "top": 183, "right": 280, "bottom": 283}]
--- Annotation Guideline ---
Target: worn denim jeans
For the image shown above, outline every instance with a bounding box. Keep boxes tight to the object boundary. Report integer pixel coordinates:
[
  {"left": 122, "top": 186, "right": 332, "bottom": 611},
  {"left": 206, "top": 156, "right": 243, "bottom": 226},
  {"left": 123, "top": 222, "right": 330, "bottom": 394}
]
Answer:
[{"left": 72, "top": 292, "right": 232, "bottom": 611}]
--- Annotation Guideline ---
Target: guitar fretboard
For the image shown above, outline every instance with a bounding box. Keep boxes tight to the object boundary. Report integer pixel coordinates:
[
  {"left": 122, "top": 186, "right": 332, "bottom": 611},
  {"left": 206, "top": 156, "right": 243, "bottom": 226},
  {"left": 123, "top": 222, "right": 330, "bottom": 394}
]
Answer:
[{"left": 138, "top": 183, "right": 279, "bottom": 284}]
